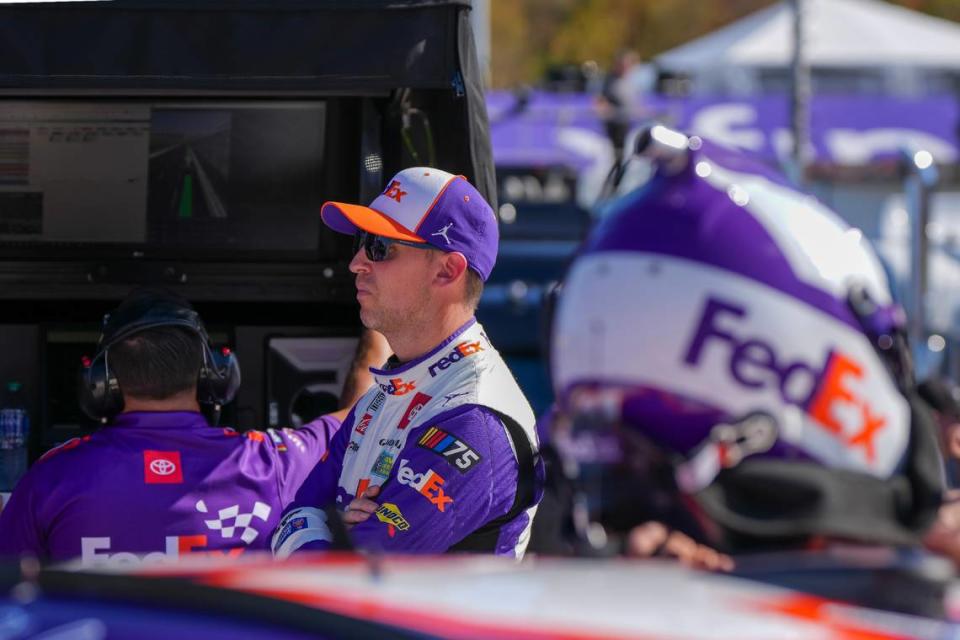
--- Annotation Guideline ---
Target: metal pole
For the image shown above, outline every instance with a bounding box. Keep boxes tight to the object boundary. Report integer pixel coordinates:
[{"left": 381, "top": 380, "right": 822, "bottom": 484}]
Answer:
[
  {"left": 470, "top": 0, "right": 491, "bottom": 86},
  {"left": 790, "top": 0, "right": 811, "bottom": 183},
  {"left": 902, "top": 147, "right": 939, "bottom": 348}
]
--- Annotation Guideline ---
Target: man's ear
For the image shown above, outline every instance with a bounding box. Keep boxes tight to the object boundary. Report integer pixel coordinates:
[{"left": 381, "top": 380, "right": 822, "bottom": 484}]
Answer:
[{"left": 434, "top": 251, "right": 469, "bottom": 287}]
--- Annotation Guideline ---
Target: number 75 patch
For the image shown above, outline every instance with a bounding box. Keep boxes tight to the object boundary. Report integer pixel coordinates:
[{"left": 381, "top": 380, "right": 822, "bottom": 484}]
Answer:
[{"left": 417, "top": 426, "right": 482, "bottom": 473}]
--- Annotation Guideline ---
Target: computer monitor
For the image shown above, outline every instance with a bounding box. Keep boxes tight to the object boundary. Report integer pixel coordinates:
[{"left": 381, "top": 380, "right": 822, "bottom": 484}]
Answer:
[{"left": 0, "top": 99, "right": 342, "bottom": 260}]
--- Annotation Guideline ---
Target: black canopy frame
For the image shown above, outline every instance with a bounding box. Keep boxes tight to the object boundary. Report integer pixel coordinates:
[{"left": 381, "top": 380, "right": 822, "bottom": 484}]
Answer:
[{"left": 0, "top": 0, "right": 495, "bottom": 303}]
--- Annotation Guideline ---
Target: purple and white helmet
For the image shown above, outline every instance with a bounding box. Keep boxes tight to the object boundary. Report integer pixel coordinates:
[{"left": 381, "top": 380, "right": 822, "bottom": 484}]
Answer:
[{"left": 551, "top": 126, "right": 941, "bottom": 548}]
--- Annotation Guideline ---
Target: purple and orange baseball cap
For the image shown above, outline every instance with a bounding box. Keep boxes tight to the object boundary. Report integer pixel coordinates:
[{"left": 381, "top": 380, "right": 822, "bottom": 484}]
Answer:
[{"left": 321, "top": 167, "right": 499, "bottom": 281}]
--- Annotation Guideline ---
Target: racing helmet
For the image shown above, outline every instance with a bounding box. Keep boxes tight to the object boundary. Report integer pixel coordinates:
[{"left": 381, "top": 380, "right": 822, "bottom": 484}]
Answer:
[{"left": 551, "top": 125, "right": 942, "bottom": 552}]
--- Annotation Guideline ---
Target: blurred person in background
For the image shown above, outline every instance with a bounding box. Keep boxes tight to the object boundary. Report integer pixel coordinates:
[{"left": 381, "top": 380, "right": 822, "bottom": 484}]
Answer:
[
  {"left": 596, "top": 49, "right": 644, "bottom": 159},
  {"left": 0, "top": 288, "right": 387, "bottom": 566},
  {"left": 547, "top": 124, "right": 949, "bottom": 615},
  {"left": 918, "top": 377, "right": 960, "bottom": 486},
  {"left": 916, "top": 377, "right": 960, "bottom": 565}
]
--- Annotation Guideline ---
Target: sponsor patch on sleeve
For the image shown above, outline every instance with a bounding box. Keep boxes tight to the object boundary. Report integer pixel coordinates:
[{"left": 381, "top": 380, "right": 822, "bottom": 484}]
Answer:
[
  {"left": 271, "top": 508, "right": 332, "bottom": 559},
  {"left": 416, "top": 426, "right": 482, "bottom": 473},
  {"left": 275, "top": 516, "right": 308, "bottom": 549}
]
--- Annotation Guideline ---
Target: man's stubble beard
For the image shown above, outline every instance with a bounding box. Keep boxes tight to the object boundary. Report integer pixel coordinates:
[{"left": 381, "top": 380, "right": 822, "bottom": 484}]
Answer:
[{"left": 360, "top": 281, "right": 434, "bottom": 340}]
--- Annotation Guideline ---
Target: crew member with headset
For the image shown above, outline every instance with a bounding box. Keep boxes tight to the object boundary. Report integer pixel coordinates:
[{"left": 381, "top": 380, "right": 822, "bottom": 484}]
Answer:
[{"left": 0, "top": 288, "right": 385, "bottom": 566}]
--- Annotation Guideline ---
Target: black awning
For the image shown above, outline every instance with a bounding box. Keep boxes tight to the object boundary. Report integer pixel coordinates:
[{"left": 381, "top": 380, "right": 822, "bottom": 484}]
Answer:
[{"left": 0, "top": 0, "right": 471, "bottom": 91}]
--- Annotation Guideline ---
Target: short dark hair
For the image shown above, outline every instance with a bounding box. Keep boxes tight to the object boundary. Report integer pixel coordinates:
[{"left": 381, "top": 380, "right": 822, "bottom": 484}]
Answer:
[
  {"left": 465, "top": 268, "right": 484, "bottom": 311},
  {"left": 425, "top": 248, "right": 484, "bottom": 310},
  {"left": 110, "top": 326, "right": 203, "bottom": 400}
]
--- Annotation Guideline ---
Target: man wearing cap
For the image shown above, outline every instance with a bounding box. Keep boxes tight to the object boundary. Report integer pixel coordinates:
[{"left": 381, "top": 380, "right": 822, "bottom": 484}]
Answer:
[{"left": 272, "top": 168, "right": 542, "bottom": 558}]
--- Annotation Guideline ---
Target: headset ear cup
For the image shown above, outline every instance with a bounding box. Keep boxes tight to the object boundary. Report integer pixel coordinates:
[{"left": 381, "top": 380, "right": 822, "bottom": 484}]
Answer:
[
  {"left": 197, "top": 347, "right": 241, "bottom": 407},
  {"left": 77, "top": 355, "right": 124, "bottom": 422}
]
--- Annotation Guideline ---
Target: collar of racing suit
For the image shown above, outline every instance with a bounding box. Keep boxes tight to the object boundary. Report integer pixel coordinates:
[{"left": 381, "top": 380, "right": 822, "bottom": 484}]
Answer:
[
  {"left": 110, "top": 411, "right": 210, "bottom": 430},
  {"left": 374, "top": 317, "right": 478, "bottom": 374},
  {"left": 360, "top": 316, "right": 537, "bottom": 450}
]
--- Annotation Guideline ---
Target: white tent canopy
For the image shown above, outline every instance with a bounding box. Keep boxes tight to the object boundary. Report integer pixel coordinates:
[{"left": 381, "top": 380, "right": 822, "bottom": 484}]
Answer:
[{"left": 656, "top": 0, "right": 960, "bottom": 72}]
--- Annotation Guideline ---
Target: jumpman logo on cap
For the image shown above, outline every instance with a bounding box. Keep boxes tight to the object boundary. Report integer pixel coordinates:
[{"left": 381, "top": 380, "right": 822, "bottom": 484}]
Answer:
[{"left": 432, "top": 222, "right": 454, "bottom": 245}]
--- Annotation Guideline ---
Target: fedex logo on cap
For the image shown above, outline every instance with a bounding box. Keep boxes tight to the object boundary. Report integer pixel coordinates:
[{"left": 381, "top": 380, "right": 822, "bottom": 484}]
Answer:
[
  {"left": 684, "top": 297, "right": 892, "bottom": 467},
  {"left": 383, "top": 180, "right": 408, "bottom": 202},
  {"left": 370, "top": 169, "right": 459, "bottom": 235}
]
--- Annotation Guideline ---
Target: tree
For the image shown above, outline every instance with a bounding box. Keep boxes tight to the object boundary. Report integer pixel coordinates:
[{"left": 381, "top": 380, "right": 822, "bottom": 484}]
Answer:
[{"left": 489, "top": 0, "right": 960, "bottom": 89}]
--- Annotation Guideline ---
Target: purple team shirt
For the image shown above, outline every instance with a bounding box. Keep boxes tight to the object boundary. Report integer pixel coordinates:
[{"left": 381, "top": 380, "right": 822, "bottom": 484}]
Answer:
[{"left": 0, "top": 411, "right": 339, "bottom": 565}]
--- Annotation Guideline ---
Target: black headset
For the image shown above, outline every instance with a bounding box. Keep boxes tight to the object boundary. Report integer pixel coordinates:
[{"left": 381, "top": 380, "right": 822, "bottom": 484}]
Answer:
[{"left": 78, "top": 292, "right": 241, "bottom": 424}]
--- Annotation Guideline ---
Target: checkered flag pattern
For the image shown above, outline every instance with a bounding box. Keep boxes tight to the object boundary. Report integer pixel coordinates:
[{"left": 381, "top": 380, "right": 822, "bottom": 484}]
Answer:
[{"left": 196, "top": 500, "right": 272, "bottom": 544}]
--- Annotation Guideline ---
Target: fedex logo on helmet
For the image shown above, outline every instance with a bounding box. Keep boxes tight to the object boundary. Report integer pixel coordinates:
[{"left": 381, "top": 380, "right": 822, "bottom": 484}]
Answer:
[{"left": 684, "top": 297, "right": 888, "bottom": 463}]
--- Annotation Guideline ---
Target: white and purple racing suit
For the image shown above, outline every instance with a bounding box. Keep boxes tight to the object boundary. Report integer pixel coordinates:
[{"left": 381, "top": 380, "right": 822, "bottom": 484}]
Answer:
[{"left": 272, "top": 319, "right": 542, "bottom": 559}]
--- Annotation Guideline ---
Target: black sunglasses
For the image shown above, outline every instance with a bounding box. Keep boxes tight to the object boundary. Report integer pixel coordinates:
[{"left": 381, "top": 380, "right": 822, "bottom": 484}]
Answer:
[{"left": 353, "top": 231, "right": 430, "bottom": 262}]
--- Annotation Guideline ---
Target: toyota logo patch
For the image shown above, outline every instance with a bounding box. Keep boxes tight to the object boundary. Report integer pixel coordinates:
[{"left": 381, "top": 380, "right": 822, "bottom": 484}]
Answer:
[
  {"left": 144, "top": 450, "right": 184, "bottom": 484},
  {"left": 150, "top": 459, "right": 177, "bottom": 476}
]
